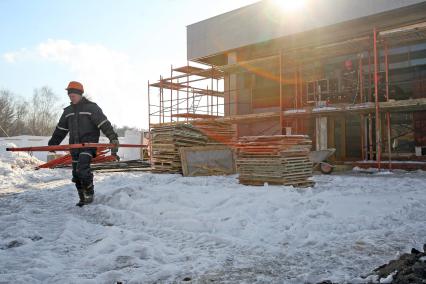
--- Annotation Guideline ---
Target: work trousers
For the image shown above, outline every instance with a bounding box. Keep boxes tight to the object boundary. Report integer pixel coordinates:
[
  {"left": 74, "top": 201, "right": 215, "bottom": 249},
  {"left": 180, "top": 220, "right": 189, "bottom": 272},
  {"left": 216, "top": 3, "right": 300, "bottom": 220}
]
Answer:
[{"left": 71, "top": 149, "right": 96, "bottom": 189}]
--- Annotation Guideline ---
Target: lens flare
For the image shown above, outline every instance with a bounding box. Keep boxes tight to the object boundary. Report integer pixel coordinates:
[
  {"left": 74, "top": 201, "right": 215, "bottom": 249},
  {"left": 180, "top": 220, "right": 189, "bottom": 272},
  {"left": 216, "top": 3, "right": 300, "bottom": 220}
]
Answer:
[{"left": 272, "top": 0, "right": 306, "bottom": 12}]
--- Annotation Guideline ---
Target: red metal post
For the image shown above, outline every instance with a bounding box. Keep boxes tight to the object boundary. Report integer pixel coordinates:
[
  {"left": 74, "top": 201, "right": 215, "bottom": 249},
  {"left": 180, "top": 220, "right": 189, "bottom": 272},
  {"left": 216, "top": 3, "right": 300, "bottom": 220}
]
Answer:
[
  {"left": 228, "top": 73, "right": 230, "bottom": 117},
  {"left": 148, "top": 80, "right": 152, "bottom": 164},
  {"left": 280, "top": 50, "right": 284, "bottom": 134},
  {"left": 207, "top": 86, "right": 210, "bottom": 116},
  {"left": 186, "top": 61, "right": 189, "bottom": 123},
  {"left": 216, "top": 79, "right": 219, "bottom": 116},
  {"left": 294, "top": 68, "right": 298, "bottom": 133},
  {"left": 373, "top": 27, "right": 382, "bottom": 169},
  {"left": 298, "top": 66, "right": 304, "bottom": 133},
  {"left": 235, "top": 77, "right": 239, "bottom": 138},
  {"left": 294, "top": 69, "right": 298, "bottom": 110},
  {"left": 192, "top": 89, "right": 195, "bottom": 115},
  {"left": 368, "top": 49, "right": 374, "bottom": 160},
  {"left": 211, "top": 92, "right": 214, "bottom": 116},
  {"left": 170, "top": 65, "right": 173, "bottom": 123},
  {"left": 359, "top": 55, "right": 365, "bottom": 160},
  {"left": 159, "top": 76, "right": 163, "bottom": 124},
  {"left": 148, "top": 80, "right": 151, "bottom": 127},
  {"left": 177, "top": 79, "right": 179, "bottom": 122},
  {"left": 359, "top": 54, "right": 364, "bottom": 103},
  {"left": 384, "top": 41, "right": 392, "bottom": 170},
  {"left": 211, "top": 66, "right": 214, "bottom": 116}
]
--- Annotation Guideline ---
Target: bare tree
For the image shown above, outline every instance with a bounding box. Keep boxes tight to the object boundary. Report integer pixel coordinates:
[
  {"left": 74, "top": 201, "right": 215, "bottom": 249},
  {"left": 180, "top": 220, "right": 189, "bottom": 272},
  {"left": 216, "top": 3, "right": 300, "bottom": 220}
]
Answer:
[
  {"left": 27, "top": 87, "right": 61, "bottom": 136},
  {"left": 11, "top": 99, "right": 30, "bottom": 135},
  {"left": 0, "top": 90, "right": 15, "bottom": 137},
  {"left": 0, "top": 86, "right": 62, "bottom": 137}
]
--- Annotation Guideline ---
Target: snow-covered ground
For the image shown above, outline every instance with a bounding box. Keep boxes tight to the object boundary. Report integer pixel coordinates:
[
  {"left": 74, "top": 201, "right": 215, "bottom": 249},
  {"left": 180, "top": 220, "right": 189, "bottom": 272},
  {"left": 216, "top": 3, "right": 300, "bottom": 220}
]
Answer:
[{"left": 0, "top": 143, "right": 425, "bottom": 283}]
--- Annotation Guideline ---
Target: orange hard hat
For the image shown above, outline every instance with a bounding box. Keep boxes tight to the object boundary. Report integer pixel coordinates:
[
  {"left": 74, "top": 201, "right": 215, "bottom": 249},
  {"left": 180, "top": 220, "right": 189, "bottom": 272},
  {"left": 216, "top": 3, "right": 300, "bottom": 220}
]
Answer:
[{"left": 65, "top": 81, "right": 84, "bottom": 93}]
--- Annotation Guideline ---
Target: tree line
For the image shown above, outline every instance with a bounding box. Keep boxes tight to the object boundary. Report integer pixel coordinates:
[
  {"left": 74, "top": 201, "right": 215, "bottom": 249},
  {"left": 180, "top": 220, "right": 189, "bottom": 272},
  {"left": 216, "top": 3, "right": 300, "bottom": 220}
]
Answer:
[
  {"left": 0, "top": 87, "right": 140, "bottom": 138},
  {"left": 0, "top": 87, "right": 61, "bottom": 137}
]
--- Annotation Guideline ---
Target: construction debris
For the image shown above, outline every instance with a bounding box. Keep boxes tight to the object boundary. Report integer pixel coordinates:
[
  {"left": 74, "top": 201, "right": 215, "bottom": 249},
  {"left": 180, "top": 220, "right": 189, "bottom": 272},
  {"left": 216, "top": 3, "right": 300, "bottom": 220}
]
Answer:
[
  {"left": 235, "top": 135, "right": 314, "bottom": 187},
  {"left": 151, "top": 124, "right": 207, "bottom": 173},
  {"left": 368, "top": 245, "right": 426, "bottom": 284}
]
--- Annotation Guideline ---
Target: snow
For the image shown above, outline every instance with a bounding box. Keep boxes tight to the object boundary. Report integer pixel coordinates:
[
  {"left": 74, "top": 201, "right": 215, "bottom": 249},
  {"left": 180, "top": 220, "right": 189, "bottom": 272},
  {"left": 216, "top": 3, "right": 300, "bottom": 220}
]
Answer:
[
  {"left": 0, "top": 143, "right": 44, "bottom": 193},
  {"left": 284, "top": 109, "right": 307, "bottom": 114},
  {"left": 352, "top": 167, "right": 395, "bottom": 175},
  {"left": 346, "top": 103, "right": 375, "bottom": 110},
  {"left": 312, "top": 106, "right": 339, "bottom": 112},
  {"left": 0, "top": 136, "right": 51, "bottom": 162},
  {"left": 355, "top": 160, "right": 426, "bottom": 165},
  {"left": 1, "top": 145, "right": 426, "bottom": 283},
  {"left": 379, "top": 271, "right": 397, "bottom": 283}
]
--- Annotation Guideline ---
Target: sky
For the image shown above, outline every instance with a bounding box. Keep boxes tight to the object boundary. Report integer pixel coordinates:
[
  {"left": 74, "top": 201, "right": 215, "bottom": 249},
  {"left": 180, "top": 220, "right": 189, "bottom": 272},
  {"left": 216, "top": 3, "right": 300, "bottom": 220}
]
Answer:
[{"left": 0, "top": 0, "right": 259, "bottom": 129}]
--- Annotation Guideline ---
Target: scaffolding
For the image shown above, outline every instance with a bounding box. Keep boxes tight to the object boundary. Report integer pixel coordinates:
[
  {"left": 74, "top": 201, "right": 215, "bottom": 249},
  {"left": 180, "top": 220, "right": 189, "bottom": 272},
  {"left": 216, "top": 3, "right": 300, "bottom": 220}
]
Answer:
[
  {"left": 148, "top": 22, "right": 426, "bottom": 169},
  {"left": 148, "top": 63, "right": 225, "bottom": 127}
]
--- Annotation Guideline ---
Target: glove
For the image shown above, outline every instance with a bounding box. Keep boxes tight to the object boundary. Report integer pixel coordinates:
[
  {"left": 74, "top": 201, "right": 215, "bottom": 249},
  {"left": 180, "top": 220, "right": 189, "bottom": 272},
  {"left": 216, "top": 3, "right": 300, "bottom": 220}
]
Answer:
[{"left": 110, "top": 139, "right": 119, "bottom": 156}]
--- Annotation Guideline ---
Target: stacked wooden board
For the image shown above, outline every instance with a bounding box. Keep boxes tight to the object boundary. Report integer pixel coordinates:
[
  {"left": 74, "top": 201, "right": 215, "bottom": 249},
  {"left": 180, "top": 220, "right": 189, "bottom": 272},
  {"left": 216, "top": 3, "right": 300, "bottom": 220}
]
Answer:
[
  {"left": 151, "top": 124, "right": 207, "bottom": 173},
  {"left": 235, "top": 135, "right": 314, "bottom": 187},
  {"left": 193, "top": 121, "right": 236, "bottom": 146}
]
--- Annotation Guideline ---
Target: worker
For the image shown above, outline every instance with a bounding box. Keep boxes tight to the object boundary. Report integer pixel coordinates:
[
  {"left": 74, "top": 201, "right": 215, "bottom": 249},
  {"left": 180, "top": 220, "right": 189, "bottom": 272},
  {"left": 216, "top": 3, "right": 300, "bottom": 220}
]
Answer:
[{"left": 48, "top": 81, "right": 119, "bottom": 207}]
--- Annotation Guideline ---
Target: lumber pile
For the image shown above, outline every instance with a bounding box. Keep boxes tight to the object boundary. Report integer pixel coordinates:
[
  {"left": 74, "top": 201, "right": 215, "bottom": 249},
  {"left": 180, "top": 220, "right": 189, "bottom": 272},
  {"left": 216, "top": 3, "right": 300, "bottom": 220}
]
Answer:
[
  {"left": 235, "top": 135, "right": 314, "bottom": 187},
  {"left": 151, "top": 124, "right": 207, "bottom": 173},
  {"left": 193, "top": 121, "right": 236, "bottom": 146}
]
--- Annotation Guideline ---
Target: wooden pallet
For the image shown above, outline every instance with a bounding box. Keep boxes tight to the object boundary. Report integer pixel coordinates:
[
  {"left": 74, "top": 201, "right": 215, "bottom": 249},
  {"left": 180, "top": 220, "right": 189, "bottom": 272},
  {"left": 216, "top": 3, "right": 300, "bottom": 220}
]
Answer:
[
  {"left": 151, "top": 124, "right": 208, "bottom": 173},
  {"left": 235, "top": 135, "right": 314, "bottom": 187}
]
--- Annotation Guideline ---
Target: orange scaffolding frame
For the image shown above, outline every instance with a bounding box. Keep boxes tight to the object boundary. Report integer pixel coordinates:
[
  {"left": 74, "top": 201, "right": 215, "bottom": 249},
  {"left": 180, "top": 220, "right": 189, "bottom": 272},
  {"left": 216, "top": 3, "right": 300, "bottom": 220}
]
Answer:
[{"left": 148, "top": 63, "right": 225, "bottom": 127}]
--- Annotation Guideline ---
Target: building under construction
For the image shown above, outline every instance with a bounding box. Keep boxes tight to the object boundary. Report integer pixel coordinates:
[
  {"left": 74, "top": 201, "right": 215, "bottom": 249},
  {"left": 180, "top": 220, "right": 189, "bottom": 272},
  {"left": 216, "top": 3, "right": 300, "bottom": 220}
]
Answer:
[{"left": 148, "top": 0, "right": 426, "bottom": 169}]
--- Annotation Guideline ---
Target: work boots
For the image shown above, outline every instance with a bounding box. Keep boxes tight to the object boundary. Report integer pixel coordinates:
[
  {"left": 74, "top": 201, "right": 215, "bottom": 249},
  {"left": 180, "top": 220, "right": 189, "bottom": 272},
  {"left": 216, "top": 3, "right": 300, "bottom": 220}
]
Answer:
[
  {"left": 75, "top": 183, "right": 94, "bottom": 207},
  {"left": 75, "top": 185, "right": 86, "bottom": 207},
  {"left": 82, "top": 183, "right": 94, "bottom": 205}
]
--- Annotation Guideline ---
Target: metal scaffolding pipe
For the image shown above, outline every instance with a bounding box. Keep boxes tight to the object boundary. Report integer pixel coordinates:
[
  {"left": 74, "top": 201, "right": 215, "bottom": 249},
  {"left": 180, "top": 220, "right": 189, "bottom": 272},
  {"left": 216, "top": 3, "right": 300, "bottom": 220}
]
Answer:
[
  {"left": 384, "top": 41, "right": 392, "bottom": 170},
  {"left": 368, "top": 49, "right": 374, "bottom": 160},
  {"left": 373, "top": 27, "right": 382, "bottom": 169},
  {"left": 170, "top": 65, "right": 173, "bottom": 123},
  {"left": 359, "top": 54, "right": 366, "bottom": 160},
  {"left": 280, "top": 50, "right": 284, "bottom": 134}
]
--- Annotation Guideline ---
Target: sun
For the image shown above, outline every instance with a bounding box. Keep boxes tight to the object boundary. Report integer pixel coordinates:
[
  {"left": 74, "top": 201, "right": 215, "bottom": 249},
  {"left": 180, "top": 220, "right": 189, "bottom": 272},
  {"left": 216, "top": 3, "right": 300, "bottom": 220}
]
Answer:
[{"left": 272, "top": 0, "right": 307, "bottom": 12}]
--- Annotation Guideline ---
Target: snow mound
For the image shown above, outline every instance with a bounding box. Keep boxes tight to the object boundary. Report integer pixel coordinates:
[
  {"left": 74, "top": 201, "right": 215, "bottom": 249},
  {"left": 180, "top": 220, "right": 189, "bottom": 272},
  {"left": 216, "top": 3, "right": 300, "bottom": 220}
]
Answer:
[{"left": 0, "top": 143, "right": 43, "bottom": 175}]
